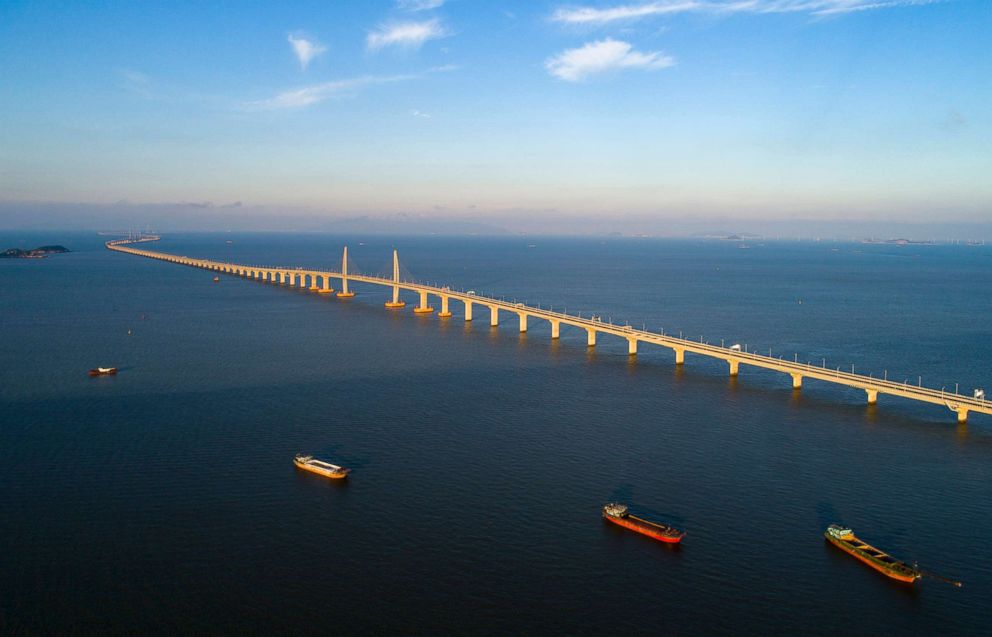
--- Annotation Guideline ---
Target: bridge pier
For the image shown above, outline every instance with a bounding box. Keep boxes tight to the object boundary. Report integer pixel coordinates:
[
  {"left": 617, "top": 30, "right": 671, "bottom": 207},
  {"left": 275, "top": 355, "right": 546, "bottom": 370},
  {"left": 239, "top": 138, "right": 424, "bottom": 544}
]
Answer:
[
  {"left": 628, "top": 338, "right": 637, "bottom": 355},
  {"left": 866, "top": 389, "right": 878, "bottom": 405},
  {"left": 791, "top": 373, "right": 803, "bottom": 390},
  {"left": 464, "top": 300, "right": 473, "bottom": 321},
  {"left": 337, "top": 247, "right": 355, "bottom": 297},
  {"left": 319, "top": 275, "right": 333, "bottom": 293},
  {"left": 288, "top": 273, "right": 296, "bottom": 286},
  {"left": 728, "top": 359, "right": 739, "bottom": 376},
  {"left": 279, "top": 272, "right": 286, "bottom": 284},
  {"left": 519, "top": 313, "right": 527, "bottom": 333},
  {"left": 674, "top": 348, "right": 685, "bottom": 365},
  {"left": 490, "top": 306, "right": 499, "bottom": 327},
  {"left": 551, "top": 320, "right": 560, "bottom": 339},
  {"left": 587, "top": 329, "right": 597, "bottom": 347},
  {"left": 385, "top": 250, "right": 406, "bottom": 308},
  {"left": 957, "top": 408, "right": 969, "bottom": 423},
  {"left": 438, "top": 295, "right": 452, "bottom": 318},
  {"left": 413, "top": 290, "right": 434, "bottom": 314},
  {"left": 308, "top": 273, "right": 321, "bottom": 291}
]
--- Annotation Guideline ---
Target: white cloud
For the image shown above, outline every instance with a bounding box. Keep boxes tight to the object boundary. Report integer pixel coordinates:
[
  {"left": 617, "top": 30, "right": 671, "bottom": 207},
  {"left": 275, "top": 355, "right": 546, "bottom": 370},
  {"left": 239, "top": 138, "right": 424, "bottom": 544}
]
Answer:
[
  {"left": 396, "top": 0, "right": 446, "bottom": 10},
  {"left": 288, "top": 34, "right": 327, "bottom": 69},
  {"left": 411, "top": 109, "right": 432, "bottom": 118},
  {"left": 545, "top": 38, "right": 675, "bottom": 81},
  {"left": 551, "top": 0, "right": 939, "bottom": 24},
  {"left": 553, "top": 1, "right": 701, "bottom": 23},
  {"left": 248, "top": 75, "right": 415, "bottom": 110},
  {"left": 367, "top": 19, "right": 449, "bottom": 50}
]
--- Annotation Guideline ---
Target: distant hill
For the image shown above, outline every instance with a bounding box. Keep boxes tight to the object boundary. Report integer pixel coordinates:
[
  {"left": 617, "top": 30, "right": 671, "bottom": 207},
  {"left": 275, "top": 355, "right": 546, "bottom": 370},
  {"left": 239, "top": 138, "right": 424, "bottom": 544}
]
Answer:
[{"left": 0, "top": 245, "right": 70, "bottom": 259}]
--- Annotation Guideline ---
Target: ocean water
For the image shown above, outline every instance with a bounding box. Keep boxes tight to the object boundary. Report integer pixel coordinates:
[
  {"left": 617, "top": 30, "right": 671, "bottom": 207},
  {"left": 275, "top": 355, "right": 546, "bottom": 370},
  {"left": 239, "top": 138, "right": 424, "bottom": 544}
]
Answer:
[{"left": 2, "top": 232, "right": 991, "bottom": 636}]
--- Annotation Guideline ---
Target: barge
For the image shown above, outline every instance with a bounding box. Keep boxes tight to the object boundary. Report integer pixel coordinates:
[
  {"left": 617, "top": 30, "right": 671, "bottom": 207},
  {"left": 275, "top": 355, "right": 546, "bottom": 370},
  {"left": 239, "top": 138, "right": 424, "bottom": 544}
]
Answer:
[
  {"left": 88, "top": 367, "right": 118, "bottom": 376},
  {"left": 824, "top": 524, "right": 921, "bottom": 583},
  {"left": 294, "top": 454, "right": 350, "bottom": 479},
  {"left": 602, "top": 503, "right": 684, "bottom": 544}
]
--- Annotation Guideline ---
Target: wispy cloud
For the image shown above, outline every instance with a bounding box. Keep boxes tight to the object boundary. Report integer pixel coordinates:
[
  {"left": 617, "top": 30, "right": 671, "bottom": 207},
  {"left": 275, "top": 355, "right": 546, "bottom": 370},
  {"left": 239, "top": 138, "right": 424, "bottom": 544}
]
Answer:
[
  {"left": 551, "top": 0, "right": 939, "bottom": 24},
  {"left": 247, "top": 75, "right": 415, "bottom": 110},
  {"left": 288, "top": 34, "right": 327, "bottom": 69},
  {"left": 367, "top": 19, "right": 449, "bottom": 50},
  {"left": 411, "top": 109, "right": 432, "bottom": 118},
  {"left": 545, "top": 38, "right": 675, "bottom": 81},
  {"left": 396, "top": 0, "right": 446, "bottom": 10}
]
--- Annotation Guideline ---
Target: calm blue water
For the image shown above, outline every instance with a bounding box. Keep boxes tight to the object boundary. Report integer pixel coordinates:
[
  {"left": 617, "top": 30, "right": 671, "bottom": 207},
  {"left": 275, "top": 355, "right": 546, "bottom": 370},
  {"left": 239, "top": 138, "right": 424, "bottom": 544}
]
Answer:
[{"left": 2, "top": 232, "right": 991, "bottom": 635}]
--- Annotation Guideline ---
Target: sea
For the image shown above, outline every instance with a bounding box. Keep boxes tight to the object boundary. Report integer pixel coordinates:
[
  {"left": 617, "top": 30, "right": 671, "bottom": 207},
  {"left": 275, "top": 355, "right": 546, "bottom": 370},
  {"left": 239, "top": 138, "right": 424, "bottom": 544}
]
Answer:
[{"left": 2, "top": 232, "right": 991, "bottom": 636}]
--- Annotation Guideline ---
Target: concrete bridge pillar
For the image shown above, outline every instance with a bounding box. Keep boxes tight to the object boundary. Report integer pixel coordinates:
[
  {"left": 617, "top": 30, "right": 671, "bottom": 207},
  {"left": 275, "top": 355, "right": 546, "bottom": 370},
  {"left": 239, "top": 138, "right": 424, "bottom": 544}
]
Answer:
[
  {"left": 279, "top": 272, "right": 286, "bottom": 284},
  {"left": 587, "top": 329, "right": 597, "bottom": 347},
  {"left": 302, "top": 273, "right": 311, "bottom": 288},
  {"left": 438, "top": 296, "right": 452, "bottom": 318},
  {"left": 385, "top": 250, "right": 406, "bottom": 308},
  {"left": 551, "top": 320, "right": 560, "bottom": 339},
  {"left": 490, "top": 305, "right": 499, "bottom": 327},
  {"left": 464, "top": 300, "right": 473, "bottom": 321},
  {"left": 866, "top": 389, "right": 878, "bottom": 405},
  {"left": 319, "top": 275, "right": 333, "bottom": 293},
  {"left": 729, "top": 359, "right": 740, "bottom": 376},
  {"left": 957, "top": 408, "right": 969, "bottom": 423},
  {"left": 337, "top": 247, "right": 355, "bottom": 297},
  {"left": 309, "top": 273, "right": 320, "bottom": 291},
  {"left": 288, "top": 273, "right": 295, "bottom": 286},
  {"left": 628, "top": 338, "right": 638, "bottom": 356},
  {"left": 413, "top": 290, "right": 434, "bottom": 314},
  {"left": 791, "top": 373, "right": 803, "bottom": 389},
  {"left": 519, "top": 313, "right": 527, "bottom": 333},
  {"left": 674, "top": 348, "right": 685, "bottom": 365}
]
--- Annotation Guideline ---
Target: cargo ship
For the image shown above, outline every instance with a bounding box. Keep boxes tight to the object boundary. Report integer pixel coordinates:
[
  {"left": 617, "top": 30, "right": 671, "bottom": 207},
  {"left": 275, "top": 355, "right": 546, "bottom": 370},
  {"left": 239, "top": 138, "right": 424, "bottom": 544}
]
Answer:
[
  {"left": 294, "top": 454, "right": 350, "bottom": 479},
  {"left": 824, "top": 525, "right": 921, "bottom": 583},
  {"left": 602, "top": 503, "right": 684, "bottom": 544},
  {"left": 88, "top": 367, "right": 118, "bottom": 376}
]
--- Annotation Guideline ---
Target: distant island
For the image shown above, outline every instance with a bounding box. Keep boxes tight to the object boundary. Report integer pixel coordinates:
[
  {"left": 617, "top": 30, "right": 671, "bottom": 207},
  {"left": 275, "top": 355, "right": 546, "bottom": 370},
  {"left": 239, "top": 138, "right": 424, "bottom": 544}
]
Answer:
[{"left": 0, "top": 245, "right": 70, "bottom": 259}]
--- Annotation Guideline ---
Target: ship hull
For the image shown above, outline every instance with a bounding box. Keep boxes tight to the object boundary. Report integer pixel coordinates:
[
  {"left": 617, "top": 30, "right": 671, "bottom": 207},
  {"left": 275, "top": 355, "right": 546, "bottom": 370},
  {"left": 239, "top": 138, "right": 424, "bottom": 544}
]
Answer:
[
  {"left": 294, "top": 459, "right": 349, "bottom": 479},
  {"left": 604, "top": 514, "right": 683, "bottom": 544},
  {"left": 825, "top": 534, "right": 919, "bottom": 583}
]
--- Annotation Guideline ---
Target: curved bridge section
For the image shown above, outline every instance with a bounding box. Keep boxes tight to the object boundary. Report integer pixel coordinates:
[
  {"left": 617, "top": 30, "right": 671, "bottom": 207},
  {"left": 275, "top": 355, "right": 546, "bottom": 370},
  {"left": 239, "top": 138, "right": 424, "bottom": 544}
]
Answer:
[{"left": 108, "top": 236, "right": 991, "bottom": 425}]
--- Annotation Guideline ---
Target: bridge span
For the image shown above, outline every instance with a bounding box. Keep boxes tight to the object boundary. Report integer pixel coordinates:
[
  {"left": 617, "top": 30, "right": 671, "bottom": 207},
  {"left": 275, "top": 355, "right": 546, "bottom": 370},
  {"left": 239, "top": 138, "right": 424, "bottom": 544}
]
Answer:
[{"left": 108, "top": 236, "right": 990, "bottom": 424}]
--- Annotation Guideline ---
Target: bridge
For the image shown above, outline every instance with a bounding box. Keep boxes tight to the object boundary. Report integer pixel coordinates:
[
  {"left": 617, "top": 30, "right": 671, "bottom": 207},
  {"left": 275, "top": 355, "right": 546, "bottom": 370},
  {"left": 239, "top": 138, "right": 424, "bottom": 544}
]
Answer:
[{"left": 107, "top": 236, "right": 991, "bottom": 425}]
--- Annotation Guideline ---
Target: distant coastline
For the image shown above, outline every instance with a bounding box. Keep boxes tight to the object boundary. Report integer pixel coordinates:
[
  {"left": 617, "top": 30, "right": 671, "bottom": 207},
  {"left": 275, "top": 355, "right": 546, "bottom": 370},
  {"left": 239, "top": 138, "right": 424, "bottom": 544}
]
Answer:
[{"left": 0, "top": 245, "right": 70, "bottom": 259}]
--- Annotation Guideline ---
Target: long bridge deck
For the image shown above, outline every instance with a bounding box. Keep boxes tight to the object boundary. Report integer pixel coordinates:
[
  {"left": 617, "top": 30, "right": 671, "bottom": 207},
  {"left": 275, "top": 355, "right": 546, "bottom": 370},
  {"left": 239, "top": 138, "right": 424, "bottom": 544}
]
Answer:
[{"left": 107, "top": 236, "right": 991, "bottom": 424}]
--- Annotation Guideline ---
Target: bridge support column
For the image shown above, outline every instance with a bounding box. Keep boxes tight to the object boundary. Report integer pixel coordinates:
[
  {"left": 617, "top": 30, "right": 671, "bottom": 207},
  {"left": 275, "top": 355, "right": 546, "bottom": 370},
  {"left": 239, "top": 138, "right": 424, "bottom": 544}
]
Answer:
[
  {"left": 438, "top": 296, "right": 452, "bottom": 318},
  {"left": 866, "top": 389, "right": 878, "bottom": 405},
  {"left": 464, "top": 300, "right": 473, "bottom": 321},
  {"left": 587, "top": 329, "right": 597, "bottom": 347},
  {"left": 337, "top": 247, "right": 355, "bottom": 297},
  {"left": 279, "top": 272, "right": 286, "bottom": 284},
  {"left": 384, "top": 250, "right": 406, "bottom": 308},
  {"left": 319, "top": 275, "right": 333, "bottom": 293},
  {"left": 729, "top": 359, "right": 740, "bottom": 377},
  {"left": 288, "top": 273, "right": 295, "bottom": 286},
  {"left": 490, "top": 306, "right": 499, "bottom": 327},
  {"left": 628, "top": 338, "right": 637, "bottom": 356},
  {"left": 674, "top": 348, "right": 685, "bottom": 365},
  {"left": 519, "top": 313, "right": 527, "bottom": 333},
  {"left": 551, "top": 320, "right": 560, "bottom": 339},
  {"left": 413, "top": 290, "right": 434, "bottom": 314},
  {"left": 302, "top": 273, "right": 312, "bottom": 289},
  {"left": 791, "top": 373, "right": 803, "bottom": 389},
  {"left": 956, "top": 408, "right": 969, "bottom": 424}
]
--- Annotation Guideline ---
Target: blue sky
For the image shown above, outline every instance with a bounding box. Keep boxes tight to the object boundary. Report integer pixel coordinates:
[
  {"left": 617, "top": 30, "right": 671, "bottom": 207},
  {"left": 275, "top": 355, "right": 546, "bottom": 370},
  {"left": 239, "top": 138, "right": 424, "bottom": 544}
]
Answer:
[{"left": 0, "top": 0, "right": 989, "bottom": 228}]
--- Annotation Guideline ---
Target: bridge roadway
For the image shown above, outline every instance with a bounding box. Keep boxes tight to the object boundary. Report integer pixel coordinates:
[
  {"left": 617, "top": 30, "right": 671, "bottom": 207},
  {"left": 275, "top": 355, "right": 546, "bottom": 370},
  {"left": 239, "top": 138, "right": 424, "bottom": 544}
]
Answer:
[{"left": 108, "top": 236, "right": 991, "bottom": 424}]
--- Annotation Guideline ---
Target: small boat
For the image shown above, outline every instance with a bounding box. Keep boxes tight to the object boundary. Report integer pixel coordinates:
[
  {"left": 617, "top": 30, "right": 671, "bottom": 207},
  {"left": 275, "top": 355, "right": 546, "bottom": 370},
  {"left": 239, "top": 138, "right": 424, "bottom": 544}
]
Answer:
[
  {"left": 824, "top": 525, "right": 921, "bottom": 583},
  {"left": 602, "top": 503, "right": 684, "bottom": 544},
  {"left": 88, "top": 367, "right": 118, "bottom": 376},
  {"left": 213, "top": 276, "right": 220, "bottom": 282},
  {"left": 294, "top": 454, "right": 350, "bottom": 479}
]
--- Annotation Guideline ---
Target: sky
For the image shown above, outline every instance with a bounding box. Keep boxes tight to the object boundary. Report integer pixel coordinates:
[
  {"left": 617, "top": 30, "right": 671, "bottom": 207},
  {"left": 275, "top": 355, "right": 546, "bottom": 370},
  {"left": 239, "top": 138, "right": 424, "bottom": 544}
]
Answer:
[{"left": 0, "top": 0, "right": 989, "bottom": 234}]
